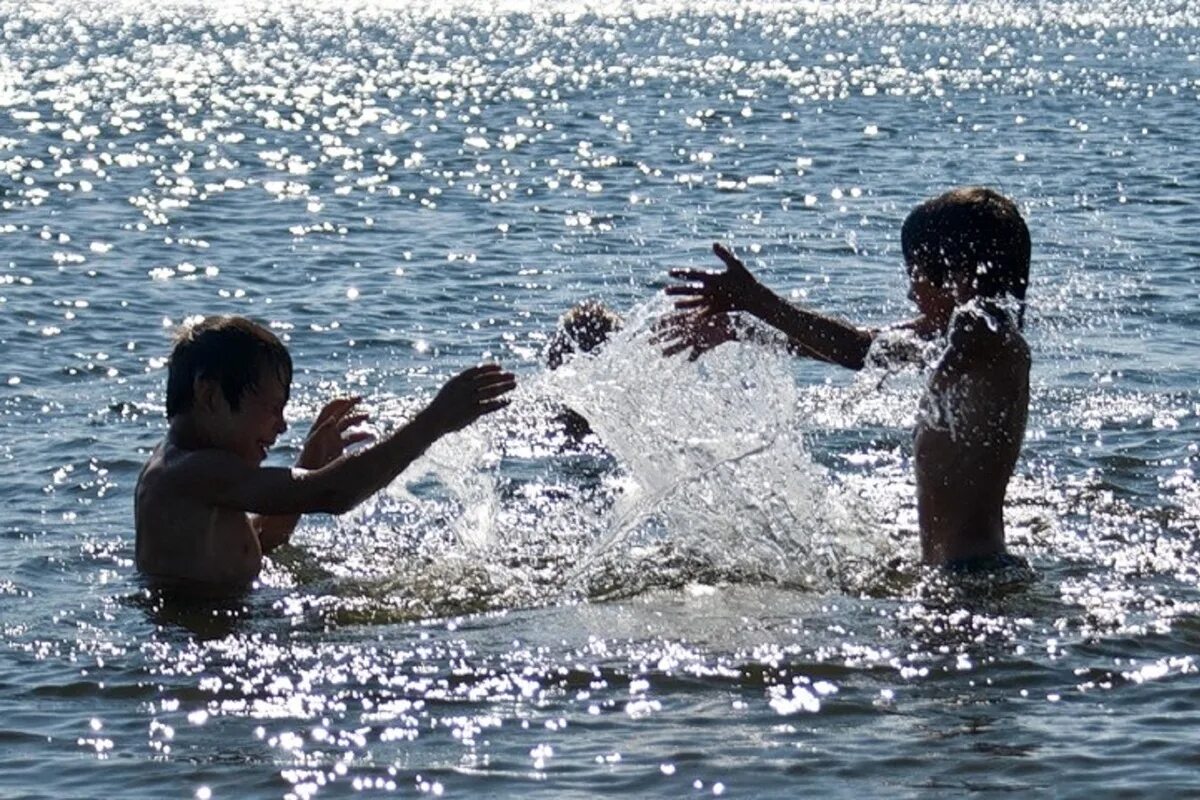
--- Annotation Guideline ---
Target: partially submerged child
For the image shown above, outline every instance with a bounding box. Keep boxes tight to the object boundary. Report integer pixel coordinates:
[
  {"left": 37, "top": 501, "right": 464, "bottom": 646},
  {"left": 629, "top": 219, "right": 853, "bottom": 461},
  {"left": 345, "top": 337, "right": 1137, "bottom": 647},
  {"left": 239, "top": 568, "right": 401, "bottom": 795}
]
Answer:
[
  {"left": 135, "top": 315, "right": 516, "bottom": 595},
  {"left": 661, "top": 187, "right": 1031, "bottom": 567},
  {"left": 545, "top": 300, "right": 623, "bottom": 440}
]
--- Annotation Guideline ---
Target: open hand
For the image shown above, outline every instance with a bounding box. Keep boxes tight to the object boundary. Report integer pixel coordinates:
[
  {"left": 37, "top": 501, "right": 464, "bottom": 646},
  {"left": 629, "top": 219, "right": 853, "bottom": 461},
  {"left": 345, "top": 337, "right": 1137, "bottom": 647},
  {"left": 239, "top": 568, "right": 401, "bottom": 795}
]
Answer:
[
  {"left": 298, "top": 397, "right": 373, "bottom": 469},
  {"left": 652, "top": 310, "right": 737, "bottom": 360},
  {"left": 427, "top": 364, "right": 516, "bottom": 435},
  {"left": 665, "top": 242, "right": 763, "bottom": 316}
]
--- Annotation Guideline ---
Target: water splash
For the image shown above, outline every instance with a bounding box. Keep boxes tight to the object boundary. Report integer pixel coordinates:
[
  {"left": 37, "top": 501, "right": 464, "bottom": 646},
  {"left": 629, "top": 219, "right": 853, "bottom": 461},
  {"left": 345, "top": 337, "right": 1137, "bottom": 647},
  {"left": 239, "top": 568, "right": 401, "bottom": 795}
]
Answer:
[{"left": 379, "top": 298, "right": 896, "bottom": 607}]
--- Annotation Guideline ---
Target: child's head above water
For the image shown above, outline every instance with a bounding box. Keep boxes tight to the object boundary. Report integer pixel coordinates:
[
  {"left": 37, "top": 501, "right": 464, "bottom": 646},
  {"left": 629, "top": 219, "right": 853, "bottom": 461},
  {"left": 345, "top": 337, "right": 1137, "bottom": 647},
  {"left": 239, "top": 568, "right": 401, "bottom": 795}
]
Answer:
[
  {"left": 901, "top": 186, "right": 1030, "bottom": 325},
  {"left": 166, "top": 315, "right": 293, "bottom": 420},
  {"left": 545, "top": 300, "right": 623, "bottom": 370}
]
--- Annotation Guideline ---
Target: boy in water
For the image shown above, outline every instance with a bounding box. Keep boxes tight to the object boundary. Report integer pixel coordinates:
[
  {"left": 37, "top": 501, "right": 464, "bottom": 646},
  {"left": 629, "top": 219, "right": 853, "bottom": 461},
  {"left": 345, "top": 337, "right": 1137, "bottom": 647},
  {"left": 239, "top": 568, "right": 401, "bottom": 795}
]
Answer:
[
  {"left": 545, "top": 300, "right": 624, "bottom": 372},
  {"left": 661, "top": 187, "right": 1030, "bottom": 567},
  {"left": 135, "top": 315, "right": 516, "bottom": 594},
  {"left": 545, "top": 300, "right": 624, "bottom": 440}
]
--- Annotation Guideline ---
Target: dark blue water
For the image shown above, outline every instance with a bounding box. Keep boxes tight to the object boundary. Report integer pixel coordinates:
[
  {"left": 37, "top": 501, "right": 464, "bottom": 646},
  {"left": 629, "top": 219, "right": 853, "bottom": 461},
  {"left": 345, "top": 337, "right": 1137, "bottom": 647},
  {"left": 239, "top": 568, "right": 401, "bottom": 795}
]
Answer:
[{"left": 2, "top": 0, "right": 1199, "bottom": 797}]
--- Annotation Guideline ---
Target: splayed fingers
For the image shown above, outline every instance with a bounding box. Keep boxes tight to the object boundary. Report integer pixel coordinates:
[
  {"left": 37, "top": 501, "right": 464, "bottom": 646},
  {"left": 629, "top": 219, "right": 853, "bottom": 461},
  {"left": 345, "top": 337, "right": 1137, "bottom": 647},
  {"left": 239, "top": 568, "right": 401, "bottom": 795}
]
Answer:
[
  {"left": 473, "top": 368, "right": 517, "bottom": 405},
  {"left": 649, "top": 311, "right": 694, "bottom": 341},
  {"left": 653, "top": 310, "right": 737, "bottom": 360},
  {"left": 666, "top": 267, "right": 721, "bottom": 283},
  {"left": 431, "top": 363, "right": 517, "bottom": 433},
  {"left": 335, "top": 411, "right": 374, "bottom": 447},
  {"left": 663, "top": 242, "right": 761, "bottom": 315},
  {"left": 712, "top": 241, "right": 749, "bottom": 273},
  {"left": 301, "top": 397, "right": 374, "bottom": 468},
  {"left": 664, "top": 268, "right": 723, "bottom": 307},
  {"left": 311, "top": 396, "right": 361, "bottom": 429}
]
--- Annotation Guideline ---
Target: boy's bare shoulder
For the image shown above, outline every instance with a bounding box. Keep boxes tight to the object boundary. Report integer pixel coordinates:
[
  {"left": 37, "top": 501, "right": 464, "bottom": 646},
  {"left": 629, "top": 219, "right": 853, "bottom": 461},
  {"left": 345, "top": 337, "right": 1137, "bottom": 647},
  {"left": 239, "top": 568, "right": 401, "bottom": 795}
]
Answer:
[
  {"left": 141, "top": 440, "right": 253, "bottom": 497},
  {"left": 944, "top": 303, "right": 1029, "bottom": 369}
]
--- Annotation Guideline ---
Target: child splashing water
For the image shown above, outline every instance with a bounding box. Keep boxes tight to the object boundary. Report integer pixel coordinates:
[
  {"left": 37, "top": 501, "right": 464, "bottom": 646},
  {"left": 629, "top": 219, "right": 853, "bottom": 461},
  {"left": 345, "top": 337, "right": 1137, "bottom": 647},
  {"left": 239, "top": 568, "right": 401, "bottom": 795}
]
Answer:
[
  {"left": 661, "top": 187, "right": 1031, "bottom": 568},
  {"left": 136, "top": 315, "right": 516, "bottom": 596},
  {"left": 545, "top": 300, "right": 624, "bottom": 441}
]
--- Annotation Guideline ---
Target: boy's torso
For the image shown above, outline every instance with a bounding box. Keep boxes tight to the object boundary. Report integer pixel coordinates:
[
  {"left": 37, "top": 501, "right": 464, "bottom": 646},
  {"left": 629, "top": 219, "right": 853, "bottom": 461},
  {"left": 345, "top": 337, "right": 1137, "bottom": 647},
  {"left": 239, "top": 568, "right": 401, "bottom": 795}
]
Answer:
[
  {"left": 135, "top": 440, "right": 263, "bottom": 591},
  {"left": 913, "top": 313, "right": 1030, "bottom": 564}
]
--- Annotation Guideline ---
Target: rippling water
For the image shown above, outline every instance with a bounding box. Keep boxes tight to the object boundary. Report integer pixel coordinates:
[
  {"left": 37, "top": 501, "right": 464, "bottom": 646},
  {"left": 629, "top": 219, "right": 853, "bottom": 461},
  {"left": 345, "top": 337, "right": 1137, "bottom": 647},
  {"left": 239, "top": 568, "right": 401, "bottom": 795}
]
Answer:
[{"left": 2, "top": 0, "right": 1199, "bottom": 796}]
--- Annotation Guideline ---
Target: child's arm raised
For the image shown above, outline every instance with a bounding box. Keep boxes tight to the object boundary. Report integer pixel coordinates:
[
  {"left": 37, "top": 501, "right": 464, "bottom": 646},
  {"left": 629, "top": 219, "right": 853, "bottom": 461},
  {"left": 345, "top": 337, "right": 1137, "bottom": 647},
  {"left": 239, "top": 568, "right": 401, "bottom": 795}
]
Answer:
[
  {"left": 664, "top": 243, "right": 874, "bottom": 369},
  {"left": 254, "top": 396, "right": 373, "bottom": 553},
  {"left": 173, "top": 364, "right": 515, "bottom": 518}
]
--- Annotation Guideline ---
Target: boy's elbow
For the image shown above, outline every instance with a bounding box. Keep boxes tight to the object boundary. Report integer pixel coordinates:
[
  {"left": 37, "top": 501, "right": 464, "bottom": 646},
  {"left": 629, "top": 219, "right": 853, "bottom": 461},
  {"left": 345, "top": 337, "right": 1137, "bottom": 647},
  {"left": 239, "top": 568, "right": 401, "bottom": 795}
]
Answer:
[
  {"left": 302, "top": 481, "right": 361, "bottom": 515},
  {"left": 842, "top": 333, "right": 875, "bottom": 370},
  {"left": 831, "top": 345, "right": 867, "bottom": 370},
  {"left": 293, "top": 467, "right": 364, "bottom": 515},
  {"left": 315, "top": 490, "right": 359, "bottom": 516},
  {"left": 840, "top": 352, "right": 866, "bottom": 370}
]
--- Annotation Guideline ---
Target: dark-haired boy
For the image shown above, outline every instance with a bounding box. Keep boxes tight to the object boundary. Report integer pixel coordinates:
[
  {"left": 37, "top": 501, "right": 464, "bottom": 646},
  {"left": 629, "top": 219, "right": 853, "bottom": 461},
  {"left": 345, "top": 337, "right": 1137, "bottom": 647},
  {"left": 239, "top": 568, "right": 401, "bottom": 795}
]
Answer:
[
  {"left": 135, "top": 315, "right": 515, "bottom": 594},
  {"left": 545, "top": 300, "right": 624, "bottom": 440},
  {"left": 545, "top": 300, "right": 624, "bottom": 372},
  {"left": 661, "top": 187, "right": 1031, "bottom": 567}
]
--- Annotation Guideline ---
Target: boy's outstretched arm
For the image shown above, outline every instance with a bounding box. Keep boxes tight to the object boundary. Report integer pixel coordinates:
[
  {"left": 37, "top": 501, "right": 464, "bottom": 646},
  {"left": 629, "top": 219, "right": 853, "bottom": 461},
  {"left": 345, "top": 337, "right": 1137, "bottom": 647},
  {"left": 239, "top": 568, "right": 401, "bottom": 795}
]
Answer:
[
  {"left": 254, "top": 396, "right": 373, "bottom": 553},
  {"left": 663, "top": 243, "right": 874, "bottom": 370},
  {"left": 177, "top": 364, "right": 516, "bottom": 519}
]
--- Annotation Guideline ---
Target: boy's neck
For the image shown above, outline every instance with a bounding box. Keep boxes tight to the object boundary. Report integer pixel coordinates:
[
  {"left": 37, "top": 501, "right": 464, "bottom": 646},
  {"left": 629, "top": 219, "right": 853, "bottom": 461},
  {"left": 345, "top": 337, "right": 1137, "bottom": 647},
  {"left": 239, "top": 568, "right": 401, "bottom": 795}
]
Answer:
[
  {"left": 168, "top": 413, "right": 217, "bottom": 452},
  {"left": 922, "top": 295, "right": 1014, "bottom": 337},
  {"left": 911, "top": 312, "right": 950, "bottom": 339}
]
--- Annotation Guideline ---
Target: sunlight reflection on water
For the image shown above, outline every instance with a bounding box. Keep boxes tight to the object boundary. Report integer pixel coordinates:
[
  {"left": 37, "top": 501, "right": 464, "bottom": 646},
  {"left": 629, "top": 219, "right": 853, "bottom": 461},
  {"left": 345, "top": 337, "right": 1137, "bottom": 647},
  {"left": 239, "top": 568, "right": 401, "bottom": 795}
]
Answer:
[{"left": 0, "top": 0, "right": 1199, "bottom": 796}]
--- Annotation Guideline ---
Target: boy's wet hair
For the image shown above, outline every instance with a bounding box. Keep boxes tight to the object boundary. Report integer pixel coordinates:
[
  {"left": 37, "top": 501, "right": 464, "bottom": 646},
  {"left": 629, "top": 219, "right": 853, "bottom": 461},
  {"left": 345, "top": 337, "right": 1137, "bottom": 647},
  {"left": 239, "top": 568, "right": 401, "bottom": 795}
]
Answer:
[
  {"left": 545, "top": 300, "right": 623, "bottom": 370},
  {"left": 165, "top": 315, "right": 293, "bottom": 418},
  {"left": 901, "top": 187, "right": 1031, "bottom": 323}
]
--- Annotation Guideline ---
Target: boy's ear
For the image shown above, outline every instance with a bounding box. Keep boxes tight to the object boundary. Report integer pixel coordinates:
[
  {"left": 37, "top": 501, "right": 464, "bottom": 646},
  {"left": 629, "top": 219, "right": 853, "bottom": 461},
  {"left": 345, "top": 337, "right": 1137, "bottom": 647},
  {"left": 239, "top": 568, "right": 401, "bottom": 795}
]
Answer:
[
  {"left": 193, "top": 375, "right": 222, "bottom": 413},
  {"left": 951, "top": 271, "right": 976, "bottom": 302}
]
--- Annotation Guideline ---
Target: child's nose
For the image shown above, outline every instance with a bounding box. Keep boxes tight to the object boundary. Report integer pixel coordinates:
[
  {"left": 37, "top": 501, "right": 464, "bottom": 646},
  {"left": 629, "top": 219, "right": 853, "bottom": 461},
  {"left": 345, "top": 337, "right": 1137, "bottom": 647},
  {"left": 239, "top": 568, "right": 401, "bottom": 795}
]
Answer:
[{"left": 276, "top": 416, "right": 288, "bottom": 435}]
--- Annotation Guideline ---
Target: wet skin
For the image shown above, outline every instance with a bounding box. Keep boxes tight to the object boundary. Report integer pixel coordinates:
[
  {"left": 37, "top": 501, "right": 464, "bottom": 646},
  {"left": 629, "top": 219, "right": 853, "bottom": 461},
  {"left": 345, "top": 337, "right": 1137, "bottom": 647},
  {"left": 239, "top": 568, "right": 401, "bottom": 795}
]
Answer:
[
  {"left": 135, "top": 364, "right": 516, "bottom": 595},
  {"left": 661, "top": 243, "right": 1029, "bottom": 565}
]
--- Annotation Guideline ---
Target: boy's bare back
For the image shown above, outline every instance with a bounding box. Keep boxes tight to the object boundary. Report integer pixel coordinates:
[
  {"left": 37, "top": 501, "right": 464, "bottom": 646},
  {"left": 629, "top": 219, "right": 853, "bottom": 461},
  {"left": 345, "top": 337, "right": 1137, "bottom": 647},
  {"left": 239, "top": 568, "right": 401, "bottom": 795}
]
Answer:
[{"left": 914, "top": 305, "right": 1030, "bottom": 564}]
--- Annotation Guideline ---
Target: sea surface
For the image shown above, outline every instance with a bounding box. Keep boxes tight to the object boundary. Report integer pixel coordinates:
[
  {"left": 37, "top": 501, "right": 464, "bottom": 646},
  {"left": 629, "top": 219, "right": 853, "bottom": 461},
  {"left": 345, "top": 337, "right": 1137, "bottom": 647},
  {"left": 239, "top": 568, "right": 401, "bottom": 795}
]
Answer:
[{"left": 1, "top": 0, "right": 1199, "bottom": 797}]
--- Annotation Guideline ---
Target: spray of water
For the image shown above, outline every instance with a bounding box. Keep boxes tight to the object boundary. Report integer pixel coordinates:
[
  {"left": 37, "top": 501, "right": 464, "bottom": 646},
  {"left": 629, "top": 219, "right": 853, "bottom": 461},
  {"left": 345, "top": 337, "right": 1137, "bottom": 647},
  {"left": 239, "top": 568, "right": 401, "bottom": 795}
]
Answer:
[{"left": 377, "top": 298, "right": 898, "bottom": 608}]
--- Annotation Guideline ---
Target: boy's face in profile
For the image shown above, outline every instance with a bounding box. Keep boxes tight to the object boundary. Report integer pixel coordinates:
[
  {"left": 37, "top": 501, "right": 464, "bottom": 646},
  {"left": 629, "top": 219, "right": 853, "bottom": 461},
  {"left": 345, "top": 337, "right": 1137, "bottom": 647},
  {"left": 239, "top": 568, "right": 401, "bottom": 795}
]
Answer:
[
  {"left": 201, "top": 366, "right": 289, "bottom": 466},
  {"left": 906, "top": 261, "right": 957, "bottom": 327}
]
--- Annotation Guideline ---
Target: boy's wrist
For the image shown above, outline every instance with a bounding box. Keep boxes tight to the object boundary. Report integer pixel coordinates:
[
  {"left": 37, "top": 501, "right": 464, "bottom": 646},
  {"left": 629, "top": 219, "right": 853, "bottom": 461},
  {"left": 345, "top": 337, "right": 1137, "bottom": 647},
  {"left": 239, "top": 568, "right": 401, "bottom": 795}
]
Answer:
[
  {"left": 741, "top": 279, "right": 773, "bottom": 316},
  {"left": 413, "top": 404, "right": 453, "bottom": 441}
]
